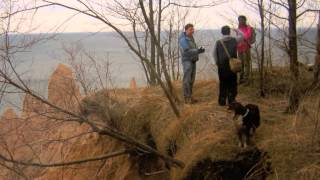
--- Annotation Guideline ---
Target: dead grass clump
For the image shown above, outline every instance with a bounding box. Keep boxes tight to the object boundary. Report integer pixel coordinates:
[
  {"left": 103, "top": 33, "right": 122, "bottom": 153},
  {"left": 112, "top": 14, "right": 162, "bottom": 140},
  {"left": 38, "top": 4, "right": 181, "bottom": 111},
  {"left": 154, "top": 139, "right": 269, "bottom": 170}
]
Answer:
[
  {"left": 160, "top": 103, "right": 245, "bottom": 179},
  {"left": 128, "top": 132, "right": 166, "bottom": 177},
  {"left": 243, "top": 66, "right": 313, "bottom": 96},
  {"left": 296, "top": 164, "right": 320, "bottom": 180},
  {"left": 295, "top": 94, "right": 320, "bottom": 148},
  {"left": 255, "top": 92, "right": 320, "bottom": 179},
  {"left": 191, "top": 80, "right": 218, "bottom": 101},
  {"left": 80, "top": 90, "right": 125, "bottom": 129},
  {"left": 170, "top": 132, "right": 236, "bottom": 180}
]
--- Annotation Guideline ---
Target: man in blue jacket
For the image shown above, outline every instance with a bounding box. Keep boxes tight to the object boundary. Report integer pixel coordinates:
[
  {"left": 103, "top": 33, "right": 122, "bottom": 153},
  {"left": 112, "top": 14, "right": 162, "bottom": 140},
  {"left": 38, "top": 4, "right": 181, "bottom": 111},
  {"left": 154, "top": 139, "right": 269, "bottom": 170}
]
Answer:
[{"left": 179, "top": 24, "right": 205, "bottom": 104}]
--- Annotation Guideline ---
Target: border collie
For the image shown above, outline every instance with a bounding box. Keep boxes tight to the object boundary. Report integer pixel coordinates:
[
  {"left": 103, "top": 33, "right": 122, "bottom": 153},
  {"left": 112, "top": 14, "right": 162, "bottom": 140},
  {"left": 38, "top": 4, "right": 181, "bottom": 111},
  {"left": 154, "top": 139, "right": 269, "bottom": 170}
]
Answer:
[{"left": 228, "top": 102, "right": 260, "bottom": 148}]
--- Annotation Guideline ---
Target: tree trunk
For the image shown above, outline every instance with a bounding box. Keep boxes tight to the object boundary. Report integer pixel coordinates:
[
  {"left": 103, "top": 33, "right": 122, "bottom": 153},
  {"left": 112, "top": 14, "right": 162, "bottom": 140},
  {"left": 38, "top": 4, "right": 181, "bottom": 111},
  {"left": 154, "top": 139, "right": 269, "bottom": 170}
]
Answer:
[
  {"left": 312, "top": 12, "right": 320, "bottom": 87},
  {"left": 156, "top": 0, "right": 162, "bottom": 79},
  {"left": 168, "top": 21, "right": 175, "bottom": 80},
  {"left": 149, "top": 0, "right": 157, "bottom": 85},
  {"left": 287, "top": 0, "right": 300, "bottom": 113},
  {"left": 144, "top": 30, "right": 152, "bottom": 85},
  {"left": 177, "top": 27, "right": 181, "bottom": 80},
  {"left": 258, "top": 0, "right": 265, "bottom": 97},
  {"left": 139, "top": 0, "right": 180, "bottom": 103},
  {"left": 267, "top": 2, "right": 273, "bottom": 69}
]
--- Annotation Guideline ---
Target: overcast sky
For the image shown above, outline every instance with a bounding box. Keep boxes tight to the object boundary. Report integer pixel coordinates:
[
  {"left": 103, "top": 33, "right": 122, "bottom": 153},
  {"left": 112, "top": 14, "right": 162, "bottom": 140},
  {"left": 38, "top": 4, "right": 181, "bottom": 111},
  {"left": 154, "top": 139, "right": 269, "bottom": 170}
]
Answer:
[{"left": 7, "top": 0, "right": 320, "bottom": 33}]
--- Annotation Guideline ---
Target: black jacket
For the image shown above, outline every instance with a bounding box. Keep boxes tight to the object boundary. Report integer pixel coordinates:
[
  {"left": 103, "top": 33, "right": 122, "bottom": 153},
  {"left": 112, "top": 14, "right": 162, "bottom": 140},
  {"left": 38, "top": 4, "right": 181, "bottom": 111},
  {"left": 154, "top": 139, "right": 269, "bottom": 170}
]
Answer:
[{"left": 214, "top": 37, "right": 237, "bottom": 80}]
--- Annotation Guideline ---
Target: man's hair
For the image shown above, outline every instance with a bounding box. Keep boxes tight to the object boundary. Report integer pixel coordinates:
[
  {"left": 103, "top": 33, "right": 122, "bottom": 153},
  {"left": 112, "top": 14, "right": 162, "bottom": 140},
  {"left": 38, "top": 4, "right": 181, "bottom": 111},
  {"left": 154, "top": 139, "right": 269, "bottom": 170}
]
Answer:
[
  {"left": 221, "top": 26, "right": 230, "bottom": 35},
  {"left": 238, "top": 15, "right": 247, "bottom": 21},
  {"left": 184, "top": 23, "right": 194, "bottom": 31}
]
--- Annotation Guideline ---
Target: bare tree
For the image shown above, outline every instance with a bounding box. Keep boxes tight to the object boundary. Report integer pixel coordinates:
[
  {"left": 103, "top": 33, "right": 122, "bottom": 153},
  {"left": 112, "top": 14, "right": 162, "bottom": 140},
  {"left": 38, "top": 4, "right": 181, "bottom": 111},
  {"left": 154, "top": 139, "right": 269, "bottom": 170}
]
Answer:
[
  {"left": 244, "top": 0, "right": 267, "bottom": 97},
  {"left": 261, "top": 0, "right": 320, "bottom": 112},
  {"left": 313, "top": 12, "right": 320, "bottom": 87},
  {"left": 163, "top": 4, "right": 190, "bottom": 81},
  {"left": 0, "top": 1, "right": 187, "bottom": 177},
  {"left": 286, "top": 0, "right": 300, "bottom": 113},
  {"left": 257, "top": 0, "right": 266, "bottom": 97},
  {"left": 63, "top": 43, "right": 114, "bottom": 95},
  {"left": 148, "top": 0, "right": 157, "bottom": 85},
  {"left": 266, "top": 2, "right": 274, "bottom": 68}
]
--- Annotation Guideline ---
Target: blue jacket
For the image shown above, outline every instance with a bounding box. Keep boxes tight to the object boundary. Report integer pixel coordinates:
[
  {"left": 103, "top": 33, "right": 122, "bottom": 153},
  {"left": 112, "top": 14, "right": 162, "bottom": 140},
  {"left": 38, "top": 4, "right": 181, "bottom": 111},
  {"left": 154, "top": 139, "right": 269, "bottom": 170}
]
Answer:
[{"left": 179, "top": 32, "right": 199, "bottom": 62}]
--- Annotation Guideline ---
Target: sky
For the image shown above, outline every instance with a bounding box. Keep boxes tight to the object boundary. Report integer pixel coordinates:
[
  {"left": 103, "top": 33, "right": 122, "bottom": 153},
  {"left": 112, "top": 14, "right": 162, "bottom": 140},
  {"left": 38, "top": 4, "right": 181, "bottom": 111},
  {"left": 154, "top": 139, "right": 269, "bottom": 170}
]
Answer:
[{"left": 6, "top": 0, "right": 320, "bottom": 33}]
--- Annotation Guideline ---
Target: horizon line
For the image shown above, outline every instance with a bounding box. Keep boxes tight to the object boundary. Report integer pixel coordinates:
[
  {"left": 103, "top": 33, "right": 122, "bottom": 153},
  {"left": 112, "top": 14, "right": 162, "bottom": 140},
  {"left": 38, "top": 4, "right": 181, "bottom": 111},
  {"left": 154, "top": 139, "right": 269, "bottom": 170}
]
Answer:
[{"left": 9, "top": 27, "right": 318, "bottom": 35}]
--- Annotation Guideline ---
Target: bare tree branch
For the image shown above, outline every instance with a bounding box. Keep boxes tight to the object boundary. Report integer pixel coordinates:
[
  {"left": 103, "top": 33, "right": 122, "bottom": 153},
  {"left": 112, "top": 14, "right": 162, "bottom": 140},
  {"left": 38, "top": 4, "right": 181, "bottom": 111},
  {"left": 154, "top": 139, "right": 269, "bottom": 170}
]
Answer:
[
  {"left": 162, "top": 0, "right": 227, "bottom": 10},
  {"left": 0, "top": 149, "right": 131, "bottom": 167},
  {"left": 0, "top": 4, "right": 52, "bottom": 19},
  {"left": 297, "top": 9, "right": 320, "bottom": 19}
]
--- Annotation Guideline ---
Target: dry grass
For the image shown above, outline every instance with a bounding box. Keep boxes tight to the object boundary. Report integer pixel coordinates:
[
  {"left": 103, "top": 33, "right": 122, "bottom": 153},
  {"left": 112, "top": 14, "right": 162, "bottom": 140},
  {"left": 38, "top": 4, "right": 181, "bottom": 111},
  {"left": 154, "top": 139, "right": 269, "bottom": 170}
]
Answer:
[
  {"left": 242, "top": 80, "right": 320, "bottom": 180},
  {"left": 241, "top": 66, "right": 314, "bottom": 97},
  {"left": 76, "top": 74, "right": 319, "bottom": 179}
]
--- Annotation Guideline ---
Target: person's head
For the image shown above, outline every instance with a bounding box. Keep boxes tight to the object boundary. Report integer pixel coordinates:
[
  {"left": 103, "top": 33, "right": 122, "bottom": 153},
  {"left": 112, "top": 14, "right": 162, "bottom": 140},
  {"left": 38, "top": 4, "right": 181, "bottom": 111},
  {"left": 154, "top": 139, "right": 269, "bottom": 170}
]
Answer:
[
  {"left": 238, "top": 15, "right": 247, "bottom": 26},
  {"left": 221, "top": 25, "right": 231, "bottom": 36},
  {"left": 184, "top": 23, "right": 194, "bottom": 37}
]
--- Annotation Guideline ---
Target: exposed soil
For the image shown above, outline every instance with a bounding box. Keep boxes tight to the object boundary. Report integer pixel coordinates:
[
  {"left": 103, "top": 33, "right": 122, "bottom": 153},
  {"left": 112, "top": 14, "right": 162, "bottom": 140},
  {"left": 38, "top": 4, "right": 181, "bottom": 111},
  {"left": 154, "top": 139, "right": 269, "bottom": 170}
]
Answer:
[{"left": 185, "top": 147, "right": 272, "bottom": 180}]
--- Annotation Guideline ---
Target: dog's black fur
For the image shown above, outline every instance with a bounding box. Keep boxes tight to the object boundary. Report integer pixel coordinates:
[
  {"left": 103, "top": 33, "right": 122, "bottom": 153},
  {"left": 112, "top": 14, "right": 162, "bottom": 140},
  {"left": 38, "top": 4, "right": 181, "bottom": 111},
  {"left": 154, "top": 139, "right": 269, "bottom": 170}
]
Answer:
[{"left": 228, "top": 102, "right": 260, "bottom": 148}]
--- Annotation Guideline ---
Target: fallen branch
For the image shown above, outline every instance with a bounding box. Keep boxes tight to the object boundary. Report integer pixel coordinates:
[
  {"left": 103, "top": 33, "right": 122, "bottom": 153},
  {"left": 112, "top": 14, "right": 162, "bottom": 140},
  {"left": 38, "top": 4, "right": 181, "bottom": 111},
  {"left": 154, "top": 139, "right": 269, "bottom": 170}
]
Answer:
[{"left": 0, "top": 149, "right": 130, "bottom": 168}]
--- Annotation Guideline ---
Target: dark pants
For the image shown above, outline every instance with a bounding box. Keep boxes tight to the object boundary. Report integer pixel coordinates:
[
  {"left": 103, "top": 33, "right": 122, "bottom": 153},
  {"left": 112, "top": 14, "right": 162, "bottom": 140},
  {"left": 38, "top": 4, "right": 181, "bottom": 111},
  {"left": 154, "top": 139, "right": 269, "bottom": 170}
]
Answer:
[
  {"left": 218, "top": 70, "right": 237, "bottom": 105},
  {"left": 182, "top": 61, "right": 196, "bottom": 98}
]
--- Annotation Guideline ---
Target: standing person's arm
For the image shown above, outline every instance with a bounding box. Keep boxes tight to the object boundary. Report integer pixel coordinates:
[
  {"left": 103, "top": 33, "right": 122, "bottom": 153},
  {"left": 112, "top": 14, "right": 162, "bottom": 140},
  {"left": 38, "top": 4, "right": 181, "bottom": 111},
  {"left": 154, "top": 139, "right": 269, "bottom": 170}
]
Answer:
[
  {"left": 179, "top": 38, "right": 199, "bottom": 57},
  {"left": 213, "top": 42, "right": 218, "bottom": 65},
  {"left": 233, "top": 29, "right": 244, "bottom": 42}
]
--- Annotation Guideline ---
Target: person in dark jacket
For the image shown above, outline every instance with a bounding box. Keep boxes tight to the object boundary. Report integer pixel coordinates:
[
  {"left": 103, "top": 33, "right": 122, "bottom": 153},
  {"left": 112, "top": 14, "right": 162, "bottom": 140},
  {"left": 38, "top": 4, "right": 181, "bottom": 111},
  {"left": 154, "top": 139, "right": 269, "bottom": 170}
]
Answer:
[
  {"left": 213, "top": 26, "right": 243, "bottom": 106},
  {"left": 179, "top": 24, "right": 205, "bottom": 104}
]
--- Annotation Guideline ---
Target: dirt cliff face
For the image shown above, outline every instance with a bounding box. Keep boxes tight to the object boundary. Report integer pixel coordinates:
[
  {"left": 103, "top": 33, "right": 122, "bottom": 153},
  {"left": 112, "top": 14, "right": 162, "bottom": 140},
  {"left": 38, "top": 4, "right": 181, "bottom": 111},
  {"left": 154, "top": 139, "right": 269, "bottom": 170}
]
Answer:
[
  {"left": 0, "top": 108, "right": 20, "bottom": 131},
  {"left": 0, "top": 108, "right": 22, "bottom": 154},
  {"left": 22, "top": 94, "right": 46, "bottom": 118},
  {"left": 0, "top": 64, "right": 96, "bottom": 179},
  {"left": 48, "top": 63, "right": 81, "bottom": 111},
  {"left": 0, "top": 63, "right": 157, "bottom": 180}
]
